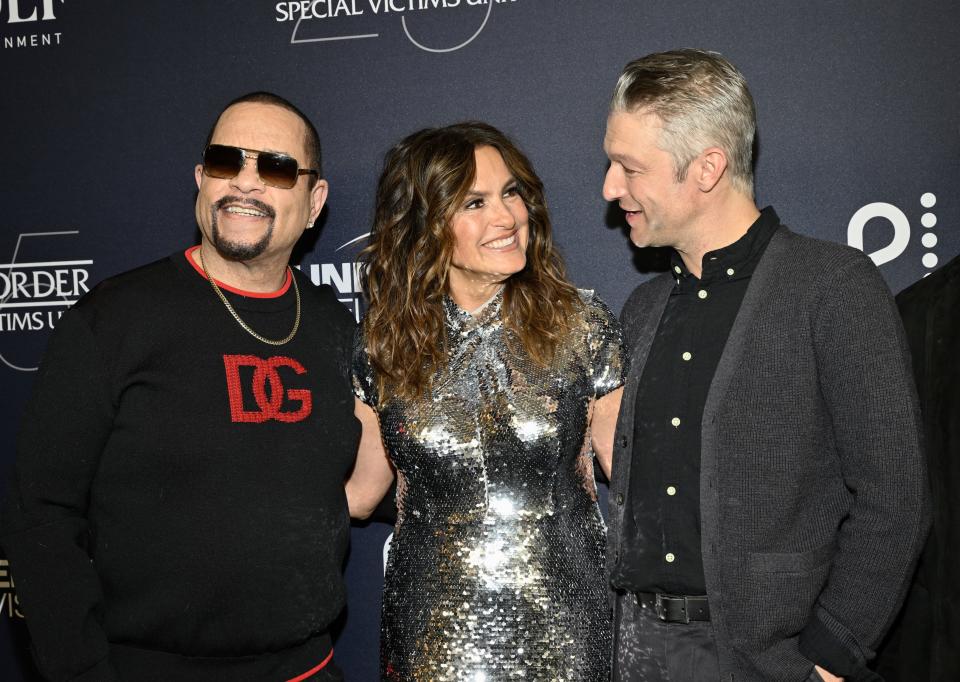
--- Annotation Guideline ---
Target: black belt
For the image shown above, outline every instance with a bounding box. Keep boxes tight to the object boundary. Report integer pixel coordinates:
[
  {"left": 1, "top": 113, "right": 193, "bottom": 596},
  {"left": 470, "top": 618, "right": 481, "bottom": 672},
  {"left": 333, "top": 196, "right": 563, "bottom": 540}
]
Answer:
[{"left": 635, "top": 592, "right": 711, "bottom": 623}]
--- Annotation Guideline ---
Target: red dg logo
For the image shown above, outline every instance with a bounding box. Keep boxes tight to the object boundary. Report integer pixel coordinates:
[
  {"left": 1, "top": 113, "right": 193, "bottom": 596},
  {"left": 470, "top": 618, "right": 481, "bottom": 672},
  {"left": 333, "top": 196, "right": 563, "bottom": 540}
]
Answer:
[{"left": 222, "top": 354, "right": 312, "bottom": 423}]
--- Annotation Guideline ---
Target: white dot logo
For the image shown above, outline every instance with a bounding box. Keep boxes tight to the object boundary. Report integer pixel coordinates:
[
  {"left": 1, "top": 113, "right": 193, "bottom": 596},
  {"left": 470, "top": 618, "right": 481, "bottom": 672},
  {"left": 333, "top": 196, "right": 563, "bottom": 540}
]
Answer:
[
  {"left": 920, "top": 193, "right": 937, "bottom": 272},
  {"left": 847, "top": 192, "right": 940, "bottom": 275},
  {"left": 847, "top": 203, "right": 910, "bottom": 267}
]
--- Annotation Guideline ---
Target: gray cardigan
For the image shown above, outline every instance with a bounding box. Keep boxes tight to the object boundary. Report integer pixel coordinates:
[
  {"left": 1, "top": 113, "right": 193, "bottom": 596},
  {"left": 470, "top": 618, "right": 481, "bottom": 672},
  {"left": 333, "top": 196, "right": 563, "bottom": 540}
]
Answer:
[{"left": 608, "top": 226, "right": 930, "bottom": 681}]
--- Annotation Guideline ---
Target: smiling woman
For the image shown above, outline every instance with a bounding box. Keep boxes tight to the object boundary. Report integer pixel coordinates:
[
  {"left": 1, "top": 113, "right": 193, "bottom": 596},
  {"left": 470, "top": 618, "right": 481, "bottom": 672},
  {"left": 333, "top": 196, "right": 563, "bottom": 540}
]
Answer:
[
  {"left": 359, "top": 122, "right": 580, "bottom": 402},
  {"left": 345, "top": 122, "right": 627, "bottom": 681},
  {"left": 447, "top": 145, "right": 530, "bottom": 311}
]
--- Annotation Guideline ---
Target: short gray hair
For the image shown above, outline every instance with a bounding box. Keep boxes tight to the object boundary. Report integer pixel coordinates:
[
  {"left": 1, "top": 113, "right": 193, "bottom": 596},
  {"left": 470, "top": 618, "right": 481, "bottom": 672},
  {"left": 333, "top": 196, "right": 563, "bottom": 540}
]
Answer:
[{"left": 610, "top": 49, "right": 756, "bottom": 197}]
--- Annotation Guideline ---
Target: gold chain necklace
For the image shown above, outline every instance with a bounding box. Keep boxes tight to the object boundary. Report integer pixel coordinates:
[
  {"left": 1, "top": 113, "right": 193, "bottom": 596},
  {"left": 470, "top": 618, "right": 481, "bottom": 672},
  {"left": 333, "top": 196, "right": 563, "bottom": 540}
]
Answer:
[{"left": 198, "top": 248, "right": 301, "bottom": 346}]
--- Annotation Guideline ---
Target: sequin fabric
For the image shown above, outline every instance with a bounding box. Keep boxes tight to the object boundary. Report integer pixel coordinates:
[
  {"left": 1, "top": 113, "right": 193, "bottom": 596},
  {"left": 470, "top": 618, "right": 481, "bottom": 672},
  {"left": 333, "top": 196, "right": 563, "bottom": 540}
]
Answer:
[{"left": 354, "top": 290, "right": 626, "bottom": 681}]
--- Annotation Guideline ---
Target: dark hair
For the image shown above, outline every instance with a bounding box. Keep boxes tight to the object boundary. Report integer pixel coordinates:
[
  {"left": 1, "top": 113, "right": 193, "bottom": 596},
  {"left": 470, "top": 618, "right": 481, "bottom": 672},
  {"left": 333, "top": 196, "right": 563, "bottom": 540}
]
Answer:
[
  {"left": 360, "top": 121, "right": 581, "bottom": 403},
  {"left": 203, "top": 91, "right": 323, "bottom": 179}
]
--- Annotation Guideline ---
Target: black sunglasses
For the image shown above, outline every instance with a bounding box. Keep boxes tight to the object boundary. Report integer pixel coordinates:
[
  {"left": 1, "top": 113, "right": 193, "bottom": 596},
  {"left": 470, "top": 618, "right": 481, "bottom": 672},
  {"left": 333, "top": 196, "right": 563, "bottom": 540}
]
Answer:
[{"left": 202, "top": 144, "right": 318, "bottom": 189}]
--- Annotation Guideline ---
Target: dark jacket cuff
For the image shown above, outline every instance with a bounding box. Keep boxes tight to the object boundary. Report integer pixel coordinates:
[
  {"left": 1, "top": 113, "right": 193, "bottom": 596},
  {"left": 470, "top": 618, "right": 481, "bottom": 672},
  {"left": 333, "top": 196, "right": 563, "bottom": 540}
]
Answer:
[{"left": 799, "top": 608, "right": 880, "bottom": 682}]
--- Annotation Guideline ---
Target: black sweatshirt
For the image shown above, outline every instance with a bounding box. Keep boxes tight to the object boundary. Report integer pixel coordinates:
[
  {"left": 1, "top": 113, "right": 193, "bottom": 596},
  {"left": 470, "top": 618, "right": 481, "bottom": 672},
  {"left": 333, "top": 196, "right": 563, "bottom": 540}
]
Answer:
[{"left": 1, "top": 249, "right": 360, "bottom": 681}]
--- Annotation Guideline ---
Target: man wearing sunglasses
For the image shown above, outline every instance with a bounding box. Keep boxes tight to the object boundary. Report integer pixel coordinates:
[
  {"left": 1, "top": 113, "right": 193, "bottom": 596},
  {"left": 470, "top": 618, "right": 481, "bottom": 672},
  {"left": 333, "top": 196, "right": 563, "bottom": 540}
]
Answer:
[{"left": 1, "top": 92, "right": 359, "bottom": 681}]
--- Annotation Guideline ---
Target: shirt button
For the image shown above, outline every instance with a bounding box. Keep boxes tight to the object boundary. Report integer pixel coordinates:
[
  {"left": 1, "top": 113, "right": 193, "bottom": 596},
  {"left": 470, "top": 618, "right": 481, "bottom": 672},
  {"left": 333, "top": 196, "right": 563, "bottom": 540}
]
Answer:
[
  {"left": 618, "top": 435, "right": 628, "bottom": 448},
  {"left": 673, "top": 265, "right": 682, "bottom": 274},
  {"left": 727, "top": 268, "right": 735, "bottom": 276},
  {"left": 616, "top": 493, "right": 624, "bottom": 505},
  {"left": 666, "top": 486, "right": 677, "bottom": 496},
  {"left": 698, "top": 289, "right": 708, "bottom": 299},
  {"left": 681, "top": 351, "right": 692, "bottom": 361},
  {"left": 671, "top": 417, "right": 681, "bottom": 427},
  {"left": 665, "top": 552, "right": 676, "bottom": 563}
]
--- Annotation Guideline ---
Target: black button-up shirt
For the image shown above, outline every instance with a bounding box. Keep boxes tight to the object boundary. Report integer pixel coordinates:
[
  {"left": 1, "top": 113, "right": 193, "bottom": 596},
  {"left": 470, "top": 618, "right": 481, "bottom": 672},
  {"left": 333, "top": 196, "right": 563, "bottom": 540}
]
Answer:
[{"left": 612, "top": 207, "right": 780, "bottom": 595}]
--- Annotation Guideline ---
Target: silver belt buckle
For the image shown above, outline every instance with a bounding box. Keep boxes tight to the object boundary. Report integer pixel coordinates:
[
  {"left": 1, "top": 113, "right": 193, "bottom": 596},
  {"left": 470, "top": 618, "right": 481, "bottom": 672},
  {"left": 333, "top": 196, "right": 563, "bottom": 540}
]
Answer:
[
  {"left": 654, "top": 593, "right": 668, "bottom": 621},
  {"left": 654, "top": 593, "right": 692, "bottom": 623}
]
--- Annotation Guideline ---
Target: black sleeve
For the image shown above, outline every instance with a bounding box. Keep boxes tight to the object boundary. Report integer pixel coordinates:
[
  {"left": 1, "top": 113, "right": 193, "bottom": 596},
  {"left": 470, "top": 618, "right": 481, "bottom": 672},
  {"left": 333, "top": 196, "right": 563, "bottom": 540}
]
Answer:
[{"left": 0, "top": 310, "right": 119, "bottom": 681}]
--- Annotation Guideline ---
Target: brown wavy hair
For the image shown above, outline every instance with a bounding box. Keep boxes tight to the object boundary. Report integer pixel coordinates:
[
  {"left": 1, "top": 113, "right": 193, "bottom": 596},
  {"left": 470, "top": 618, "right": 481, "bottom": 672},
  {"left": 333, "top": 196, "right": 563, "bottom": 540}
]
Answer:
[{"left": 360, "top": 121, "right": 581, "bottom": 403}]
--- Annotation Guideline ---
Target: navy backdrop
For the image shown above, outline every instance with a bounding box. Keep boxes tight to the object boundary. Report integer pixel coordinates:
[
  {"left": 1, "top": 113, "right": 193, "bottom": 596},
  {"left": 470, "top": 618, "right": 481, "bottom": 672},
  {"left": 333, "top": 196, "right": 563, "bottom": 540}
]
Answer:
[{"left": 2, "top": 1, "right": 958, "bottom": 679}]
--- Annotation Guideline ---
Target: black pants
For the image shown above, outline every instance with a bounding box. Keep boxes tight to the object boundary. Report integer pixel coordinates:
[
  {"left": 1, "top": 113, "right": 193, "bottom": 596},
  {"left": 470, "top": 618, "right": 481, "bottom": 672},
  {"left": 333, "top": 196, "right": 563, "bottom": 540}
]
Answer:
[
  {"left": 614, "top": 595, "right": 720, "bottom": 682},
  {"left": 614, "top": 595, "right": 826, "bottom": 681}
]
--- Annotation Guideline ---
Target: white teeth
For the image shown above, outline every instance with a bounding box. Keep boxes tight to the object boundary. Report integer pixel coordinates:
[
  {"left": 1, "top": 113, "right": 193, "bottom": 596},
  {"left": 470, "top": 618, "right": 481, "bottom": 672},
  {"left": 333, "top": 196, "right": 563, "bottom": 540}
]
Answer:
[
  {"left": 224, "top": 206, "right": 267, "bottom": 217},
  {"left": 484, "top": 235, "right": 516, "bottom": 249}
]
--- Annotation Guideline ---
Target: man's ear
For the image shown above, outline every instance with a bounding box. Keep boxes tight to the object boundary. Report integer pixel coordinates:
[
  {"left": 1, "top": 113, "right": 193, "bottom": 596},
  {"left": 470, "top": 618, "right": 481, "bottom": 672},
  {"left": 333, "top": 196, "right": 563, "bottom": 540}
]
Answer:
[
  {"left": 694, "top": 147, "right": 728, "bottom": 193},
  {"left": 308, "top": 179, "right": 329, "bottom": 225}
]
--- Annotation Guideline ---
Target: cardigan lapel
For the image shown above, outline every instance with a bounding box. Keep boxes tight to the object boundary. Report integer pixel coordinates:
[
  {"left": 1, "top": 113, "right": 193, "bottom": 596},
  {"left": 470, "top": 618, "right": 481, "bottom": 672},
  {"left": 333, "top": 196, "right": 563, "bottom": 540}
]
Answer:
[
  {"left": 698, "top": 226, "right": 793, "bottom": 619},
  {"left": 702, "top": 226, "right": 792, "bottom": 429}
]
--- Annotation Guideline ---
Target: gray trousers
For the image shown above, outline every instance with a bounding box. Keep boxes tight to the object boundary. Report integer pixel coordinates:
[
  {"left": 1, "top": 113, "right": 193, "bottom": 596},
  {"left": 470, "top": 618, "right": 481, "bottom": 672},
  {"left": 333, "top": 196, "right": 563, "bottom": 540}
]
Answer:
[{"left": 613, "top": 594, "right": 824, "bottom": 681}]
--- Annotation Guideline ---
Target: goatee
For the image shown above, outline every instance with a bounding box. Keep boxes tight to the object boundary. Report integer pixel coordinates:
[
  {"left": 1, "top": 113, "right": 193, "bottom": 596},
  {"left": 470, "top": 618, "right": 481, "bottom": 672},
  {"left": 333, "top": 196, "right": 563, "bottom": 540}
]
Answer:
[{"left": 210, "top": 196, "right": 276, "bottom": 261}]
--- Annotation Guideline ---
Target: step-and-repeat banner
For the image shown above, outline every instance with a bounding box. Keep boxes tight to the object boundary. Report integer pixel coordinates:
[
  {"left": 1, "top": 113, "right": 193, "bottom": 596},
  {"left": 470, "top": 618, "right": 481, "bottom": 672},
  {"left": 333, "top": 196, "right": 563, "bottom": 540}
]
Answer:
[{"left": 2, "top": 1, "right": 957, "bottom": 679}]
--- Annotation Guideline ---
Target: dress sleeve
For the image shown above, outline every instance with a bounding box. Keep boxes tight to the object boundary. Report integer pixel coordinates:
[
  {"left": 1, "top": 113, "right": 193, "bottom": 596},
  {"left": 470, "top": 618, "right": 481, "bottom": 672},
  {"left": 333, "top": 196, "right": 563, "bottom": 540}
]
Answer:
[
  {"left": 351, "top": 324, "right": 379, "bottom": 407},
  {"left": 585, "top": 293, "right": 627, "bottom": 398},
  {"left": 0, "top": 309, "right": 119, "bottom": 681}
]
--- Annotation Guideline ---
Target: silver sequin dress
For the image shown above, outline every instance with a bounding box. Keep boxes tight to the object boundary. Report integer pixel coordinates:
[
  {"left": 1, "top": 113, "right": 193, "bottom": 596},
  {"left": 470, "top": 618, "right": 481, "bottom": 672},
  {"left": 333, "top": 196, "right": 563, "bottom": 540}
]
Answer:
[{"left": 353, "top": 290, "right": 626, "bottom": 681}]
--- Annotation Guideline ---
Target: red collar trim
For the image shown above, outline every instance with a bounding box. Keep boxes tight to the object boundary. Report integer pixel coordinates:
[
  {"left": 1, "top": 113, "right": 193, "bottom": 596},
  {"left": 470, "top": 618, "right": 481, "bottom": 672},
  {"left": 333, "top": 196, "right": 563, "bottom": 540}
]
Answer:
[{"left": 184, "top": 246, "right": 292, "bottom": 298}]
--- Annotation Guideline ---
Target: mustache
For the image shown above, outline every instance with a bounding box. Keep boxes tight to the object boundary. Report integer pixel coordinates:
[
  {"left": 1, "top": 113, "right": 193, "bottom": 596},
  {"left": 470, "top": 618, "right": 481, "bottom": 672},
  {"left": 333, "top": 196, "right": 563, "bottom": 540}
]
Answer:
[{"left": 213, "top": 196, "right": 276, "bottom": 218}]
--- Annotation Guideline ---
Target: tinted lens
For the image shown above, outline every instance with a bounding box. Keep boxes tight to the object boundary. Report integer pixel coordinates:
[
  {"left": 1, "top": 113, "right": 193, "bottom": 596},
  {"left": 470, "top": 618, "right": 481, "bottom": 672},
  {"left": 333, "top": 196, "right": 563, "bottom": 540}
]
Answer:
[
  {"left": 202, "top": 145, "right": 244, "bottom": 179},
  {"left": 256, "top": 152, "right": 300, "bottom": 189}
]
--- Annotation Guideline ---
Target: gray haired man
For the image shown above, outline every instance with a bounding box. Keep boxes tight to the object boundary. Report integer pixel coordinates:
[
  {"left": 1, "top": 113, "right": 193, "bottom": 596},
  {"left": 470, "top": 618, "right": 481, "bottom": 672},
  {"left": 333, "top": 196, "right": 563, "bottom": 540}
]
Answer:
[{"left": 603, "top": 49, "right": 929, "bottom": 682}]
